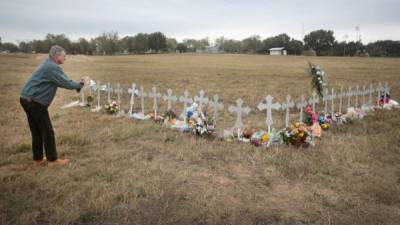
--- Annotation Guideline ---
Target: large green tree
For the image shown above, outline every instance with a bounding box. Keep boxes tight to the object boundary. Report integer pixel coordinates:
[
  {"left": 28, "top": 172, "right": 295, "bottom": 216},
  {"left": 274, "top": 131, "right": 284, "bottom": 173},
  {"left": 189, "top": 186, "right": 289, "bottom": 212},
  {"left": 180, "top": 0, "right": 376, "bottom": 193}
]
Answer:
[
  {"left": 95, "top": 32, "right": 119, "bottom": 55},
  {"left": 148, "top": 32, "right": 167, "bottom": 52},
  {"left": 304, "top": 29, "right": 335, "bottom": 56},
  {"left": 131, "top": 33, "right": 149, "bottom": 53}
]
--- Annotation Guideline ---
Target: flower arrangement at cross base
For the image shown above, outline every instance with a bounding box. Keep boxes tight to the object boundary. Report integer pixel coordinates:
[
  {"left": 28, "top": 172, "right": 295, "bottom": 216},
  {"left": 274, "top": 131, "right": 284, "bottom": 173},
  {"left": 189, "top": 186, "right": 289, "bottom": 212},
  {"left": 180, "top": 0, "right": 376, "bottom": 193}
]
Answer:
[
  {"left": 318, "top": 113, "right": 332, "bottom": 130},
  {"left": 86, "top": 95, "right": 94, "bottom": 107},
  {"left": 185, "top": 103, "right": 215, "bottom": 136},
  {"left": 104, "top": 100, "right": 119, "bottom": 114},
  {"left": 280, "top": 122, "right": 314, "bottom": 147}
]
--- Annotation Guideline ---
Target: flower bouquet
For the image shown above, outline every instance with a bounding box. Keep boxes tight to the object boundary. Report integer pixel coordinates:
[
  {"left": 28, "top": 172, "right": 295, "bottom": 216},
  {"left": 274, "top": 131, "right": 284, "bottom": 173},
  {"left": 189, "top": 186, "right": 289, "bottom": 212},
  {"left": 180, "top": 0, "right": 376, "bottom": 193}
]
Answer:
[
  {"left": 86, "top": 95, "right": 94, "bottom": 107},
  {"left": 309, "top": 63, "right": 327, "bottom": 98},
  {"left": 318, "top": 113, "right": 332, "bottom": 130},
  {"left": 280, "top": 122, "right": 313, "bottom": 147},
  {"left": 104, "top": 100, "right": 119, "bottom": 114}
]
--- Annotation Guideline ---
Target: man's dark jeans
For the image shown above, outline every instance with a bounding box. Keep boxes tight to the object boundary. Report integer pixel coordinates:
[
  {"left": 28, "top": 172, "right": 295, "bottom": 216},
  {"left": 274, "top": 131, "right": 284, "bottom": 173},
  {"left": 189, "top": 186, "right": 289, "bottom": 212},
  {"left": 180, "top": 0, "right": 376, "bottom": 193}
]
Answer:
[{"left": 20, "top": 97, "right": 57, "bottom": 161}]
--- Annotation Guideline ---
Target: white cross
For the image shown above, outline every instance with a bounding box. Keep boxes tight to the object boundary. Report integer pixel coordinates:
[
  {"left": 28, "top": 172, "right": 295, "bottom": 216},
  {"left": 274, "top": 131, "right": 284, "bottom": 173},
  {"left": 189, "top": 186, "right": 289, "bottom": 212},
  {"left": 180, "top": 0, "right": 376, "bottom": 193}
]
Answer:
[
  {"left": 209, "top": 94, "right": 224, "bottom": 124},
  {"left": 127, "top": 82, "right": 138, "bottom": 114},
  {"left": 355, "top": 85, "right": 359, "bottom": 108},
  {"left": 79, "top": 85, "right": 88, "bottom": 106},
  {"left": 347, "top": 86, "right": 353, "bottom": 108},
  {"left": 368, "top": 83, "right": 373, "bottom": 105},
  {"left": 330, "top": 87, "right": 336, "bottom": 114},
  {"left": 281, "top": 95, "right": 294, "bottom": 128},
  {"left": 228, "top": 98, "right": 251, "bottom": 130},
  {"left": 322, "top": 88, "right": 330, "bottom": 113},
  {"left": 258, "top": 95, "right": 281, "bottom": 134},
  {"left": 114, "top": 83, "right": 123, "bottom": 115},
  {"left": 138, "top": 86, "right": 147, "bottom": 114},
  {"left": 362, "top": 85, "right": 367, "bottom": 106},
  {"left": 179, "top": 90, "right": 193, "bottom": 120},
  {"left": 376, "top": 82, "right": 382, "bottom": 106},
  {"left": 296, "top": 95, "right": 307, "bottom": 122},
  {"left": 194, "top": 90, "right": 209, "bottom": 109},
  {"left": 149, "top": 86, "right": 161, "bottom": 117},
  {"left": 308, "top": 91, "right": 319, "bottom": 112},
  {"left": 162, "top": 88, "right": 177, "bottom": 110},
  {"left": 338, "top": 85, "right": 345, "bottom": 114},
  {"left": 94, "top": 80, "right": 102, "bottom": 111},
  {"left": 384, "top": 82, "right": 390, "bottom": 103},
  {"left": 106, "top": 82, "right": 113, "bottom": 104}
]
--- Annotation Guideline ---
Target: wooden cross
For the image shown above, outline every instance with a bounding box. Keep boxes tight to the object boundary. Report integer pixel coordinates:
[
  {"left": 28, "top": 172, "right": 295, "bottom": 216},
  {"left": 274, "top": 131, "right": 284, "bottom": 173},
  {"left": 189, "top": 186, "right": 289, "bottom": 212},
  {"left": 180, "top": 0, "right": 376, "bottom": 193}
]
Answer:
[
  {"left": 355, "top": 85, "right": 359, "bottom": 108},
  {"left": 94, "top": 80, "right": 102, "bottom": 111},
  {"left": 338, "top": 85, "right": 345, "bottom": 114},
  {"left": 127, "top": 82, "right": 138, "bottom": 114},
  {"left": 106, "top": 82, "right": 113, "bottom": 104},
  {"left": 228, "top": 98, "right": 251, "bottom": 130},
  {"left": 149, "top": 86, "right": 161, "bottom": 117},
  {"left": 322, "top": 88, "right": 329, "bottom": 113},
  {"left": 362, "top": 85, "right": 367, "bottom": 106},
  {"left": 138, "top": 86, "right": 147, "bottom": 114},
  {"left": 330, "top": 87, "right": 336, "bottom": 114},
  {"left": 281, "top": 95, "right": 294, "bottom": 128},
  {"left": 80, "top": 85, "right": 88, "bottom": 106},
  {"left": 368, "top": 83, "right": 373, "bottom": 105},
  {"left": 179, "top": 90, "right": 193, "bottom": 120},
  {"left": 209, "top": 94, "right": 224, "bottom": 124},
  {"left": 194, "top": 90, "right": 209, "bottom": 109},
  {"left": 384, "top": 82, "right": 389, "bottom": 103},
  {"left": 162, "top": 88, "right": 177, "bottom": 110},
  {"left": 347, "top": 86, "right": 353, "bottom": 108},
  {"left": 308, "top": 91, "right": 319, "bottom": 112},
  {"left": 114, "top": 83, "right": 123, "bottom": 115},
  {"left": 296, "top": 95, "right": 307, "bottom": 122},
  {"left": 376, "top": 82, "right": 381, "bottom": 105},
  {"left": 258, "top": 95, "right": 281, "bottom": 134}
]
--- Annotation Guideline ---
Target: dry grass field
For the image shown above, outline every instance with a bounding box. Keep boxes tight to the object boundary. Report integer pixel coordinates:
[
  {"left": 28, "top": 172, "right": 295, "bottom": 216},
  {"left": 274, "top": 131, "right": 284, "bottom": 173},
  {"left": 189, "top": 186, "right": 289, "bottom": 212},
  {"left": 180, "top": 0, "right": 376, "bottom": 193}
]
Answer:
[{"left": 0, "top": 53, "right": 400, "bottom": 225}]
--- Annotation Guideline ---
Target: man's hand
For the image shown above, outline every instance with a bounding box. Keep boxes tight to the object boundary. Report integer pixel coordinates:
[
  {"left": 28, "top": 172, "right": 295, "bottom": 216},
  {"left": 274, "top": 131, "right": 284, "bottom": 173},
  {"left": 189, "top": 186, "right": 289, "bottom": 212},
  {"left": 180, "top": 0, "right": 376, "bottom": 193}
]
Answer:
[{"left": 80, "top": 76, "right": 90, "bottom": 86}]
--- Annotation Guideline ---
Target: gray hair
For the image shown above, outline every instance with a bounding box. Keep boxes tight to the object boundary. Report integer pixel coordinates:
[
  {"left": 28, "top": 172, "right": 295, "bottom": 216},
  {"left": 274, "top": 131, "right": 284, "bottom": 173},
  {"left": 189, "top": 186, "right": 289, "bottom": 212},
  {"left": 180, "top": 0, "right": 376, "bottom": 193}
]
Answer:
[{"left": 49, "top": 45, "right": 66, "bottom": 58}]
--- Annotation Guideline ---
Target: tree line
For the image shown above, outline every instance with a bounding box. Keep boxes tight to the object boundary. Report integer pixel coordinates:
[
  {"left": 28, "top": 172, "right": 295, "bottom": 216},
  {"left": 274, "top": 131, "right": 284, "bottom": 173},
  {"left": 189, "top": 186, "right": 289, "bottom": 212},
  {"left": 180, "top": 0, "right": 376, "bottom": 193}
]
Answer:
[{"left": 1, "top": 30, "right": 399, "bottom": 57}]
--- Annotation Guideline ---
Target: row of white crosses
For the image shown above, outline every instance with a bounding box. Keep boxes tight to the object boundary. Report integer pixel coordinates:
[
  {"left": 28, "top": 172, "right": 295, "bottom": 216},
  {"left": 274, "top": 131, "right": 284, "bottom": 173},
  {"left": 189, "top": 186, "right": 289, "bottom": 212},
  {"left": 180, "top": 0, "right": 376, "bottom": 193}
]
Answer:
[
  {"left": 79, "top": 82, "right": 226, "bottom": 123},
  {"left": 79, "top": 81, "right": 390, "bottom": 134},
  {"left": 227, "top": 82, "right": 391, "bottom": 135}
]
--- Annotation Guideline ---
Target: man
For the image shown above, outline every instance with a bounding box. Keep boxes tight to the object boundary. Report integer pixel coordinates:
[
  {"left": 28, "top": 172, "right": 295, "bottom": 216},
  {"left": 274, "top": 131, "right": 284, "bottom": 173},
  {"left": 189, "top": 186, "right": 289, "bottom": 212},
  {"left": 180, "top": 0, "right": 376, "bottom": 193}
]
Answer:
[{"left": 20, "top": 45, "right": 88, "bottom": 166}]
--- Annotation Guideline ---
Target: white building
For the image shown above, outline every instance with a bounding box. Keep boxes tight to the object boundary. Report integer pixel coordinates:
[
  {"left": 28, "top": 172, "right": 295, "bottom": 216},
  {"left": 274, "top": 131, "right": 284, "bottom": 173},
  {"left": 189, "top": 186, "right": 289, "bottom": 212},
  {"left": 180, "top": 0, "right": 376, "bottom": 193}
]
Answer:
[{"left": 269, "top": 47, "right": 287, "bottom": 56}]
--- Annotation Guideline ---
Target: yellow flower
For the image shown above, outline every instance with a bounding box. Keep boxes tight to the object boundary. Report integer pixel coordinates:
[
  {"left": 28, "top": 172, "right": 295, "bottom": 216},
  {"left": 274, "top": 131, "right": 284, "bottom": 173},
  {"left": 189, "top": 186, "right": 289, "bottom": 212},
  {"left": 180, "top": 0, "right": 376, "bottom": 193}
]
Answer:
[
  {"left": 261, "top": 134, "right": 269, "bottom": 143},
  {"left": 321, "top": 123, "right": 329, "bottom": 129},
  {"left": 298, "top": 132, "right": 304, "bottom": 137},
  {"left": 294, "top": 122, "right": 300, "bottom": 128}
]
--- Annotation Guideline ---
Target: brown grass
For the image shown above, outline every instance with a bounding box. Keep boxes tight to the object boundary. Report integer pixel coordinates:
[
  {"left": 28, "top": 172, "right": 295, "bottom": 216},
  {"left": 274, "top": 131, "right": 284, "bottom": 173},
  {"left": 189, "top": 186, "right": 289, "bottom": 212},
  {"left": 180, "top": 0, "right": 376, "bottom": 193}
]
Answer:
[{"left": 0, "top": 53, "right": 400, "bottom": 225}]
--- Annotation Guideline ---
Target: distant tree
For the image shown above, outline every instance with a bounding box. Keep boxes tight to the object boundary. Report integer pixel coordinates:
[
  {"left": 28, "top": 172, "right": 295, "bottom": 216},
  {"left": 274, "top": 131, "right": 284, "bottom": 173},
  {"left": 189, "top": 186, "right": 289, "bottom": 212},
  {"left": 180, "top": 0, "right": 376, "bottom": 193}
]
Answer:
[
  {"left": 131, "top": 33, "right": 149, "bottom": 53},
  {"left": 95, "top": 32, "right": 119, "bottom": 55},
  {"left": 166, "top": 38, "right": 178, "bottom": 52},
  {"left": 176, "top": 43, "right": 187, "bottom": 53},
  {"left": 366, "top": 40, "right": 400, "bottom": 57},
  {"left": 304, "top": 29, "right": 335, "bottom": 56},
  {"left": 199, "top": 38, "right": 210, "bottom": 51},
  {"left": 1, "top": 42, "right": 19, "bottom": 52},
  {"left": 31, "top": 39, "right": 49, "bottom": 53},
  {"left": 241, "top": 35, "right": 263, "bottom": 53},
  {"left": 19, "top": 41, "right": 32, "bottom": 53},
  {"left": 148, "top": 32, "right": 167, "bottom": 52},
  {"left": 0, "top": 37, "right": 2, "bottom": 48},
  {"left": 182, "top": 39, "right": 199, "bottom": 52},
  {"left": 45, "top": 33, "right": 71, "bottom": 52},
  {"left": 119, "top": 36, "right": 134, "bottom": 53},
  {"left": 215, "top": 37, "right": 241, "bottom": 53}
]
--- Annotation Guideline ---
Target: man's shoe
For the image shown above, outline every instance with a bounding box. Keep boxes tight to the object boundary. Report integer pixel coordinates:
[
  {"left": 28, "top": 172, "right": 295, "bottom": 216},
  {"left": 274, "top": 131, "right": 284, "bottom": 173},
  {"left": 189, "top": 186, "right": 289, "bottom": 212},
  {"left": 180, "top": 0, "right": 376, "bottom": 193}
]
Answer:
[
  {"left": 33, "top": 160, "right": 45, "bottom": 166},
  {"left": 48, "top": 159, "right": 69, "bottom": 166}
]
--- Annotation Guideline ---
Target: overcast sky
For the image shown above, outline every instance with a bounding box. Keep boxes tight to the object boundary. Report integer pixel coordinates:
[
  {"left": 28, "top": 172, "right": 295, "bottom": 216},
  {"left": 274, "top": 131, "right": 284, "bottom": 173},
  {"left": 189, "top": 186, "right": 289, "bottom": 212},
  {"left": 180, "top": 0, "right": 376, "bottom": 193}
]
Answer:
[{"left": 1, "top": 0, "right": 399, "bottom": 44}]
